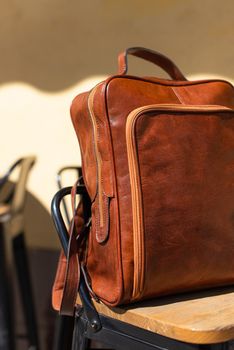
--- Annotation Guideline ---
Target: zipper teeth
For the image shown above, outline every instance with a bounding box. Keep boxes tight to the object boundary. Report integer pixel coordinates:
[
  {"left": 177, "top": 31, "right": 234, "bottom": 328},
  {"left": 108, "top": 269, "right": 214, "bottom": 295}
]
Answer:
[
  {"left": 128, "top": 104, "right": 232, "bottom": 117},
  {"left": 88, "top": 85, "right": 104, "bottom": 227},
  {"left": 128, "top": 118, "right": 144, "bottom": 299},
  {"left": 126, "top": 103, "right": 233, "bottom": 301}
]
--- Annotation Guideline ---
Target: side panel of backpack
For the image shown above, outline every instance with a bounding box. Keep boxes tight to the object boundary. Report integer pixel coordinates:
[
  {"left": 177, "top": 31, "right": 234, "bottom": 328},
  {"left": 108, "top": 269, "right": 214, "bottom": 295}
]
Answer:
[{"left": 70, "top": 86, "right": 125, "bottom": 306}]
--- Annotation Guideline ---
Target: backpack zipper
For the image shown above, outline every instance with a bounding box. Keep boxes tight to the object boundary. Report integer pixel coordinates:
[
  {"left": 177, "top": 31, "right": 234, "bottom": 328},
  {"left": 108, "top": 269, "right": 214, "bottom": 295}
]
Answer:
[{"left": 87, "top": 85, "right": 105, "bottom": 227}]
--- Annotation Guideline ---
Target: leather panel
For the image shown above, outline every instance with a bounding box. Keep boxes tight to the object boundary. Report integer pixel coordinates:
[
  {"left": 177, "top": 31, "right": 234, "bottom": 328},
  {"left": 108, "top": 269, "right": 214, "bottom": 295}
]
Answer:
[
  {"left": 105, "top": 77, "right": 234, "bottom": 304},
  {"left": 70, "top": 92, "right": 98, "bottom": 202},
  {"left": 135, "top": 111, "right": 234, "bottom": 299}
]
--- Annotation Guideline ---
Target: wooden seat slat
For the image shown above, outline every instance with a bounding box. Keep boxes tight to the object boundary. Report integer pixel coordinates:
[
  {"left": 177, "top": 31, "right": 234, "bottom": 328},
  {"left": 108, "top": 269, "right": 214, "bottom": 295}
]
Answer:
[{"left": 77, "top": 287, "right": 234, "bottom": 344}]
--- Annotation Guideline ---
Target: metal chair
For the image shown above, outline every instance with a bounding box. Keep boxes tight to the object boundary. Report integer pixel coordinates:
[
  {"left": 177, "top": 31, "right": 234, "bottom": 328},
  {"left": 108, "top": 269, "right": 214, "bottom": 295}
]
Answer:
[
  {"left": 0, "top": 156, "right": 40, "bottom": 350},
  {"left": 56, "top": 166, "right": 83, "bottom": 227},
  {"left": 51, "top": 184, "right": 234, "bottom": 350},
  {"left": 52, "top": 166, "right": 82, "bottom": 350}
]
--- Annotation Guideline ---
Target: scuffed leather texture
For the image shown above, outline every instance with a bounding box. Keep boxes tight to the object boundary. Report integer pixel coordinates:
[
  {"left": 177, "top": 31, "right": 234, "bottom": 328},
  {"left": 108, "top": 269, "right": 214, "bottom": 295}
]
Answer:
[
  {"left": 70, "top": 92, "right": 98, "bottom": 202},
  {"left": 65, "top": 48, "right": 234, "bottom": 308},
  {"left": 135, "top": 110, "right": 234, "bottom": 300}
]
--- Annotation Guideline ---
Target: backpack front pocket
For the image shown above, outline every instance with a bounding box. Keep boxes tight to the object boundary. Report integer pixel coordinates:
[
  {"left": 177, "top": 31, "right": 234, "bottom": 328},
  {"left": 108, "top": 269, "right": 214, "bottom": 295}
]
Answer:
[{"left": 126, "top": 104, "right": 234, "bottom": 301}]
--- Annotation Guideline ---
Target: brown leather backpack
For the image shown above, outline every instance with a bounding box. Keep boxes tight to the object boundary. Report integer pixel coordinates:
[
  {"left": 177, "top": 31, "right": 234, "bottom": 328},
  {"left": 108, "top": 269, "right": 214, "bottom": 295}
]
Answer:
[{"left": 53, "top": 47, "right": 234, "bottom": 316}]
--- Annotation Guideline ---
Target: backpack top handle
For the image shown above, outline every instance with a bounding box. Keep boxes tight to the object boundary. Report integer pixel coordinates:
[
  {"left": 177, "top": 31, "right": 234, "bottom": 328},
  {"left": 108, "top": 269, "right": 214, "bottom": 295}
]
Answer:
[{"left": 118, "top": 47, "right": 187, "bottom": 81}]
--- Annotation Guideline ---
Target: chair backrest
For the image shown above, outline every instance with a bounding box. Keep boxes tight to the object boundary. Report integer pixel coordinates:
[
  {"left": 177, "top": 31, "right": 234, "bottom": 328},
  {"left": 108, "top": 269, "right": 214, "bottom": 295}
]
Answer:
[
  {"left": 0, "top": 156, "right": 36, "bottom": 234},
  {"left": 11, "top": 156, "right": 36, "bottom": 215},
  {"left": 0, "top": 156, "right": 36, "bottom": 215},
  {"left": 56, "top": 166, "right": 82, "bottom": 226}
]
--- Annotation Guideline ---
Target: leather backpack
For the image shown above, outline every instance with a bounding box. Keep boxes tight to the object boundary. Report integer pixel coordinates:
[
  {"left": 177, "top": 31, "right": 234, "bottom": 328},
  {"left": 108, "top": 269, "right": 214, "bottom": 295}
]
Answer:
[{"left": 53, "top": 47, "right": 234, "bottom": 316}]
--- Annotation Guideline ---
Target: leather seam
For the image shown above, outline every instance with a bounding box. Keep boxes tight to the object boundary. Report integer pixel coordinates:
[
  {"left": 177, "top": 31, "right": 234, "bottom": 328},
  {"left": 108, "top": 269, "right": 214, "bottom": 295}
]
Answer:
[
  {"left": 171, "top": 87, "right": 186, "bottom": 104},
  {"left": 105, "top": 75, "right": 234, "bottom": 89},
  {"left": 104, "top": 81, "right": 125, "bottom": 304}
]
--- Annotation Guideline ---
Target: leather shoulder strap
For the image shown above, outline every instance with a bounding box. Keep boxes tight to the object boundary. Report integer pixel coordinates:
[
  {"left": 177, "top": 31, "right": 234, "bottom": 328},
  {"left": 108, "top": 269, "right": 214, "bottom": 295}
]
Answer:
[{"left": 59, "top": 181, "right": 82, "bottom": 316}]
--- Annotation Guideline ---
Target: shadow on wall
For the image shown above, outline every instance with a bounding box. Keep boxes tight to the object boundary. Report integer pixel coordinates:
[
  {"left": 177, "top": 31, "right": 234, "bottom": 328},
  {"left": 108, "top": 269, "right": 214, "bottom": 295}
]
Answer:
[
  {"left": 24, "top": 191, "right": 59, "bottom": 249},
  {"left": 0, "top": 181, "right": 58, "bottom": 248},
  {"left": 1, "top": 0, "right": 234, "bottom": 92}
]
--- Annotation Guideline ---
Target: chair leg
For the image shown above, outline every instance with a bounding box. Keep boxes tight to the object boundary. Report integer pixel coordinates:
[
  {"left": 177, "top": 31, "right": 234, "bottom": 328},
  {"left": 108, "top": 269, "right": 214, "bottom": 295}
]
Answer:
[
  {"left": 72, "top": 315, "right": 89, "bottom": 350},
  {"left": 12, "top": 232, "right": 40, "bottom": 350},
  {"left": 0, "top": 223, "right": 15, "bottom": 350},
  {"left": 52, "top": 315, "right": 74, "bottom": 350}
]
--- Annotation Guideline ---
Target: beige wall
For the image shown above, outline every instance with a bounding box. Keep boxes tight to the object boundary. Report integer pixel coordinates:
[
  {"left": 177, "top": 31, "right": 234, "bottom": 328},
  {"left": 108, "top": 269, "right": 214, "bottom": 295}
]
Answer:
[{"left": 1, "top": 0, "right": 234, "bottom": 248}]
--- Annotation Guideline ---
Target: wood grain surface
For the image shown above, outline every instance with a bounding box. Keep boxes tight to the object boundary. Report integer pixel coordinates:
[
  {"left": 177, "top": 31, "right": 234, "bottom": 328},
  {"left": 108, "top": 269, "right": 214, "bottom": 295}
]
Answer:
[{"left": 77, "top": 286, "right": 234, "bottom": 344}]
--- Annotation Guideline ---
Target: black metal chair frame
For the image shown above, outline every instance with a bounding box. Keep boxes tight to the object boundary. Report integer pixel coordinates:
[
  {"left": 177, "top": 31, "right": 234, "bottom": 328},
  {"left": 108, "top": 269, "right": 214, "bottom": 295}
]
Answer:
[
  {"left": 0, "top": 157, "right": 40, "bottom": 350},
  {"left": 52, "top": 166, "right": 82, "bottom": 350},
  {"left": 51, "top": 185, "right": 234, "bottom": 350},
  {"left": 56, "top": 166, "right": 83, "bottom": 227}
]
